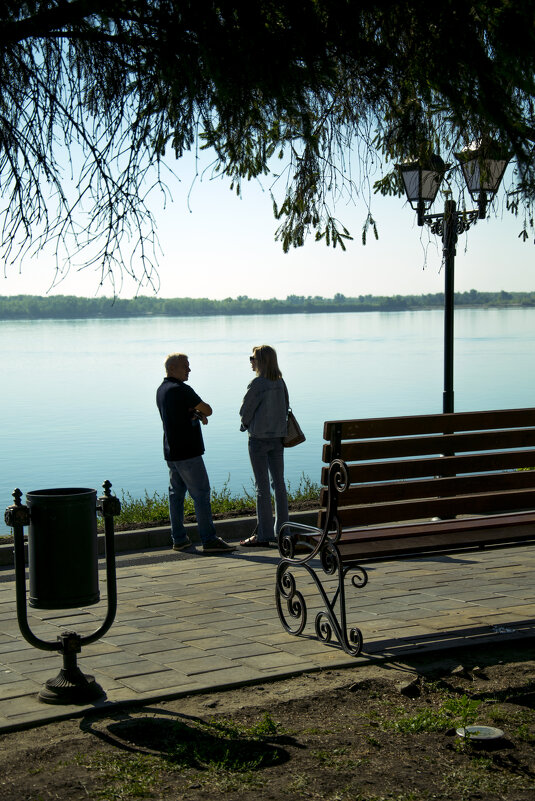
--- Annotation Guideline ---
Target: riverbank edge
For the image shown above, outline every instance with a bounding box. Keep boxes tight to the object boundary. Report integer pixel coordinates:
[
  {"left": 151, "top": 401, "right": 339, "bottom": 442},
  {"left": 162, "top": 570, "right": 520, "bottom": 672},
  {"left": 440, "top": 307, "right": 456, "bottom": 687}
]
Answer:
[{"left": 0, "top": 509, "right": 318, "bottom": 567}]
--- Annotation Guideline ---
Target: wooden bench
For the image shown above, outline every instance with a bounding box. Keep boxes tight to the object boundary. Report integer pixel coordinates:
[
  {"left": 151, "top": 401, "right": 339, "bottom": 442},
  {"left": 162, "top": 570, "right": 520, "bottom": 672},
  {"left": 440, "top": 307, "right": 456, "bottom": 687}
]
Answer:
[{"left": 275, "top": 407, "right": 535, "bottom": 656}]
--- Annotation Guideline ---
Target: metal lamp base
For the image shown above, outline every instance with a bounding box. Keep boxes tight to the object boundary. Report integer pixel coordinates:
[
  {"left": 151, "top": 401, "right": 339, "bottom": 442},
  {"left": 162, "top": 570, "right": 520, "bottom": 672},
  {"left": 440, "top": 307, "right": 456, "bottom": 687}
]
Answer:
[{"left": 38, "top": 666, "right": 105, "bottom": 705}]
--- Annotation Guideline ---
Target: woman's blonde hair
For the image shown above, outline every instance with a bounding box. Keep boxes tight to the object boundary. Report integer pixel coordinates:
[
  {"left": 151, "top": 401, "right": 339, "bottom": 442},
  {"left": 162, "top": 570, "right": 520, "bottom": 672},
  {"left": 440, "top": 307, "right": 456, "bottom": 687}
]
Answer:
[{"left": 253, "top": 345, "right": 282, "bottom": 381}]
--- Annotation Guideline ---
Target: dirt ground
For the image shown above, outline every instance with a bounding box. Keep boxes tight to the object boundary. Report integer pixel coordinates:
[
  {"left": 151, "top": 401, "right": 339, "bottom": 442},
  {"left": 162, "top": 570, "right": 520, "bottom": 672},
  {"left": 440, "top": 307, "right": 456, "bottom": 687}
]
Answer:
[{"left": 0, "top": 640, "right": 534, "bottom": 801}]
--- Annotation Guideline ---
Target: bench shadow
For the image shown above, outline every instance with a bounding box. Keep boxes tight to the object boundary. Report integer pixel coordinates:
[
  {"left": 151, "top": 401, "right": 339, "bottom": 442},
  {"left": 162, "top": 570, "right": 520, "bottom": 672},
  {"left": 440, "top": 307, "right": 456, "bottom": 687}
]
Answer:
[{"left": 363, "top": 619, "right": 535, "bottom": 655}]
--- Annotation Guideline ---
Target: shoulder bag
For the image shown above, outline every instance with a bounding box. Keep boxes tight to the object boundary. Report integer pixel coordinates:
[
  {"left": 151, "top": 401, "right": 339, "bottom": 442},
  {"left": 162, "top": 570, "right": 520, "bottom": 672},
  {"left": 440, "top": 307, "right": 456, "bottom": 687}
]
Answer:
[
  {"left": 282, "top": 380, "right": 306, "bottom": 447},
  {"left": 284, "top": 408, "right": 306, "bottom": 447}
]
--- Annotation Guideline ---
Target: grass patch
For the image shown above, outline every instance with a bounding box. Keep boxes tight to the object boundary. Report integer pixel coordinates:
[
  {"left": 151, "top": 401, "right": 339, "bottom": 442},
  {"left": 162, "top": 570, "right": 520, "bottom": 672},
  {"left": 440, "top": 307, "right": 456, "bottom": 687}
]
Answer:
[
  {"left": 384, "top": 695, "right": 482, "bottom": 734},
  {"left": 206, "top": 711, "right": 283, "bottom": 740},
  {"left": 101, "top": 472, "right": 320, "bottom": 530},
  {"left": 73, "top": 752, "right": 162, "bottom": 800}
]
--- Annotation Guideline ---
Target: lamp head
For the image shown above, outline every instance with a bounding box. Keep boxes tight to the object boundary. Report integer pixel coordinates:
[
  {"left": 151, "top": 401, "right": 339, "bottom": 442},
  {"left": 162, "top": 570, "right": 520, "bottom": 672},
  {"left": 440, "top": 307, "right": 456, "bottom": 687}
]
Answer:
[
  {"left": 455, "top": 140, "right": 510, "bottom": 218},
  {"left": 396, "top": 154, "right": 448, "bottom": 225}
]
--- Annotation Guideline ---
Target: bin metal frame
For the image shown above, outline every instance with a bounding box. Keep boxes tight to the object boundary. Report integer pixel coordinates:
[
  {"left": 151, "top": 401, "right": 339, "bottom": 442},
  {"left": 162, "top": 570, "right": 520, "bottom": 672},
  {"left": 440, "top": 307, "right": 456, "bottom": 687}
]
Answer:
[{"left": 5, "top": 480, "right": 119, "bottom": 705}]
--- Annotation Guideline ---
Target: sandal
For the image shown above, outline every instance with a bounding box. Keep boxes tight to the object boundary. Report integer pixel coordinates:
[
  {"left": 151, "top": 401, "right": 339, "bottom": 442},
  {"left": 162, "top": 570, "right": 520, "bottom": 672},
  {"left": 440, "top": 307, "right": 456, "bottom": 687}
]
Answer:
[{"left": 239, "top": 534, "right": 268, "bottom": 547}]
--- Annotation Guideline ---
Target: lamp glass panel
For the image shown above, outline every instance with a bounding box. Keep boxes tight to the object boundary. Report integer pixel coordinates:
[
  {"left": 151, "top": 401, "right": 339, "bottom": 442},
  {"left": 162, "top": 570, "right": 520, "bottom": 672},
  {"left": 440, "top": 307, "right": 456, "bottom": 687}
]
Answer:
[
  {"left": 461, "top": 158, "right": 509, "bottom": 195},
  {"left": 420, "top": 169, "right": 442, "bottom": 202},
  {"left": 400, "top": 167, "right": 420, "bottom": 203}
]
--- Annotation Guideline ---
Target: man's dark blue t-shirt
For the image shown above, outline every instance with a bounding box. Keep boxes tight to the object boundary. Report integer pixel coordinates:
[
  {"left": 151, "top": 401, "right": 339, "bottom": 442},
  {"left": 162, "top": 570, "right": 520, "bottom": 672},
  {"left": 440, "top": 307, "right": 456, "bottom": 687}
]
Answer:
[{"left": 156, "top": 377, "right": 205, "bottom": 461}]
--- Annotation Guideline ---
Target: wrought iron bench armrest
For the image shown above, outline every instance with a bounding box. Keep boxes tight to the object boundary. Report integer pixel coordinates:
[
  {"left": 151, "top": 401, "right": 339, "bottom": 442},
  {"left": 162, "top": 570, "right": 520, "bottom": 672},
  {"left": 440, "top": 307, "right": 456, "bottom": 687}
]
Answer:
[{"left": 278, "top": 520, "right": 326, "bottom": 563}]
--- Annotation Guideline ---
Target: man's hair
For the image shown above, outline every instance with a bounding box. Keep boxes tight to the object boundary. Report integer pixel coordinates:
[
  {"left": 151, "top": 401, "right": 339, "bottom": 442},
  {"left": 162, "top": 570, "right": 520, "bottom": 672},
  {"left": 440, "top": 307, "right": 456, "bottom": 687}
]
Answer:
[
  {"left": 165, "top": 352, "right": 188, "bottom": 374},
  {"left": 252, "top": 345, "right": 282, "bottom": 381}
]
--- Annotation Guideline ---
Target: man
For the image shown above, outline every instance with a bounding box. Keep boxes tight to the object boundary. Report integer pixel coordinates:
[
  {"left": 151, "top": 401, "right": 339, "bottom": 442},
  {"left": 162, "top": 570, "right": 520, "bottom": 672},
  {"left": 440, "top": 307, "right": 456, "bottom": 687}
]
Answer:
[{"left": 156, "top": 352, "right": 235, "bottom": 553}]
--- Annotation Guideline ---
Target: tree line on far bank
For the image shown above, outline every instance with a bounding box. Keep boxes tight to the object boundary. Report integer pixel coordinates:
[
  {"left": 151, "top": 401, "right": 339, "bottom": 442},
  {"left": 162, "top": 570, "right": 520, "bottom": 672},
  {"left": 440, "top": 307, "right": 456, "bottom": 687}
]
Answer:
[{"left": 0, "top": 291, "right": 534, "bottom": 320}]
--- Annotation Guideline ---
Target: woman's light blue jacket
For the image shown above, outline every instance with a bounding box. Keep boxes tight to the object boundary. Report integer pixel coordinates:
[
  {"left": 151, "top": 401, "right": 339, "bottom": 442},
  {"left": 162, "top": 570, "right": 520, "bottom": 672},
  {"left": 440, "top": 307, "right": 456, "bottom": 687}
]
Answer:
[{"left": 239, "top": 377, "right": 288, "bottom": 438}]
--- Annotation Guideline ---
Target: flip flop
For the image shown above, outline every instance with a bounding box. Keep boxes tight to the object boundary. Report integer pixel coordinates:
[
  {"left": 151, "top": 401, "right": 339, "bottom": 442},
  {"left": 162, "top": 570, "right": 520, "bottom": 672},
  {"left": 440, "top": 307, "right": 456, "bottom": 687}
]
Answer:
[{"left": 239, "top": 535, "right": 268, "bottom": 547}]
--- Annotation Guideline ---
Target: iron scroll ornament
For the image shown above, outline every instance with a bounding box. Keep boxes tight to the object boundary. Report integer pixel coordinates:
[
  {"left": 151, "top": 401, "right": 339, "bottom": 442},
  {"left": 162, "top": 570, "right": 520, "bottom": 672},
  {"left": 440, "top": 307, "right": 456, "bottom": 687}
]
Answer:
[
  {"left": 275, "top": 542, "right": 367, "bottom": 656},
  {"left": 277, "top": 458, "right": 349, "bottom": 562},
  {"left": 425, "top": 208, "right": 480, "bottom": 238},
  {"left": 275, "top": 459, "right": 368, "bottom": 656}
]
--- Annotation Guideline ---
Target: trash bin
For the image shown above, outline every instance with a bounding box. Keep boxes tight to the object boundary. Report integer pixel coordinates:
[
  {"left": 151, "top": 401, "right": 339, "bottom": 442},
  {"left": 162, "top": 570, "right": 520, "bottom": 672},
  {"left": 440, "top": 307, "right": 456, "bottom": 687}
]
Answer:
[{"left": 27, "top": 488, "right": 100, "bottom": 609}]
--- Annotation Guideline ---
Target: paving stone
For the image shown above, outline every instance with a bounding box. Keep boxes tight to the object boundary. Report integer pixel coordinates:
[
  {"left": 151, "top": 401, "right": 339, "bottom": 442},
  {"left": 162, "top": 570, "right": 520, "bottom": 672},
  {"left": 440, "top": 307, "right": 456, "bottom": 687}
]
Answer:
[
  {"left": 102, "top": 630, "right": 160, "bottom": 646},
  {"left": 0, "top": 642, "right": 35, "bottom": 659},
  {"left": 161, "top": 654, "right": 235, "bottom": 676},
  {"left": 490, "top": 604, "right": 535, "bottom": 616},
  {"left": 254, "top": 660, "right": 319, "bottom": 676},
  {"left": 0, "top": 667, "right": 27, "bottom": 684},
  {"left": 175, "top": 611, "right": 240, "bottom": 626},
  {"left": 147, "top": 647, "right": 195, "bottom": 664},
  {"left": 0, "top": 678, "right": 41, "bottom": 699},
  {"left": 139, "top": 621, "right": 200, "bottom": 636},
  {"left": 182, "top": 666, "right": 265, "bottom": 687},
  {"left": 217, "top": 618, "right": 274, "bottom": 632},
  {"left": 122, "top": 638, "right": 188, "bottom": 656},
  {"left": 102, "top": 660, "right": 173, "bottom": 680},
  {"left": 201, "top": 642, "right": 275, "bottom": 660},
  {"left": 180, "top": 634, "right": 243, "bottom": 651},
  {"left": 135, "top": 601, "right": 193, "bottom": 614},
  {"left": 239, "top": 651, "right": 314, "bottom": 670},
  {"left": 78, "top": 650, "right": 141, "bottom": 668},
  {"left": 276, "top": 639, "right": 348, "bottom": 657},
  {"left": 122, "top": 616, "right": 180, "bottom": 629},
  {"left": 5, "top": 654, "right": 65, "bottom": 673},
  {"left": 254, "top": 632, "right": 298, "bottom": 646},
  {"left": 0, "top": 620, "right": 31, "bottom": 634},
  {"left": 4, "top": 695, "right": 58, "bottom": 717},
  {"left": 171, "top": 626, "right": 224, "bottom": 641},
  {"left": 403, "top": 598, "right": 470, "bottom": 611},
  {"left": 120, "top": 670, "right": 201, "bottom": 693}
]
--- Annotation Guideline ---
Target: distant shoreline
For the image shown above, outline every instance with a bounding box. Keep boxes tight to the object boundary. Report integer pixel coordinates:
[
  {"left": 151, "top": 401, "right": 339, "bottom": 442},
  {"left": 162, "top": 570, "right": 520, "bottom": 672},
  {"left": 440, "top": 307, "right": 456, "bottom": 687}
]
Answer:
[{"left": 1, "top": 291, "right": 534, "bottom": 320}]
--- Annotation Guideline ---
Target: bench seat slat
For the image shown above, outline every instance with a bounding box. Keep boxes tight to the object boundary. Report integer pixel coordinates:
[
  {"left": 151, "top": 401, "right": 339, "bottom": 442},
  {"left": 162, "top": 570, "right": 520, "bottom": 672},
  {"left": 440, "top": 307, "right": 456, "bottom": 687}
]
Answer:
[
  {"left": 318, "top": 487, "right": 535, "bottom": 528},
  {"left": 305, "top": 512, "right": 535, "bottom": 561}
]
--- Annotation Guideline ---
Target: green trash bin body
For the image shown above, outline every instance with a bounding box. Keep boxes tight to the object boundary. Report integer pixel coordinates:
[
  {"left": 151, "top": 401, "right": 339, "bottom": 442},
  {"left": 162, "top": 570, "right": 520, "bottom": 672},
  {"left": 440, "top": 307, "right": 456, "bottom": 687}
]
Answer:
[{"left": 27, "top": 488, "right": 100, "bottom": 609}]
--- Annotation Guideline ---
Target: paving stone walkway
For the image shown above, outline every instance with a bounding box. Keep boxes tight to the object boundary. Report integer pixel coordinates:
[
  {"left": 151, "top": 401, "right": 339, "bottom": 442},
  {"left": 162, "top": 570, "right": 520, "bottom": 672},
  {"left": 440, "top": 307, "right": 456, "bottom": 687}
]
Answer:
[{"left": 0, "top": 539, "right": 533, "bottom": 733}]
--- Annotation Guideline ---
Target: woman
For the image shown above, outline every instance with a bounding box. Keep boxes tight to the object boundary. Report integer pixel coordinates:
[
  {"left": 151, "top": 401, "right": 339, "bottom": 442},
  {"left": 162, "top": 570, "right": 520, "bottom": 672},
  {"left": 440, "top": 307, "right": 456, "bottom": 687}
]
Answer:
[{"left": 239, "top": 345, "right": 289, "bottom": 546}]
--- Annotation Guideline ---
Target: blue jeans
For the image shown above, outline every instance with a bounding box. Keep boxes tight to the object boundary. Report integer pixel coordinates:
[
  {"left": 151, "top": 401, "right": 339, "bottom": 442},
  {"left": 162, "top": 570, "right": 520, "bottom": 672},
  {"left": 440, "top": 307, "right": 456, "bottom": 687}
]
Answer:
[
  {"left": 248, "top": 437, "right": 289, "bottom": 542},
  {"left": 167, "top": 456, "right": 216, "bottom": 545}
]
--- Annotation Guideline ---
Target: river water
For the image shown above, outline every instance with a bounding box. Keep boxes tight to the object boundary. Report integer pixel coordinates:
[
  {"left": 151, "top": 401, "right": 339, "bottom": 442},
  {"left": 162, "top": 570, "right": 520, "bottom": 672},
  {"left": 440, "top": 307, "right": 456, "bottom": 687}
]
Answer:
[{"left": 1, "top": 308, "right": 534, "bottom": 533}]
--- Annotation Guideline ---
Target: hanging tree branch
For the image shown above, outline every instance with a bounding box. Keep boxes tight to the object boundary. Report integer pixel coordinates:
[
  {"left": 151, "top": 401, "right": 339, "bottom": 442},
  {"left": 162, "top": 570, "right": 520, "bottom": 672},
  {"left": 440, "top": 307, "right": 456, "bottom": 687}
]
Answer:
[{"left": 0, "top": 1, "right": 534, "bottom": 292}]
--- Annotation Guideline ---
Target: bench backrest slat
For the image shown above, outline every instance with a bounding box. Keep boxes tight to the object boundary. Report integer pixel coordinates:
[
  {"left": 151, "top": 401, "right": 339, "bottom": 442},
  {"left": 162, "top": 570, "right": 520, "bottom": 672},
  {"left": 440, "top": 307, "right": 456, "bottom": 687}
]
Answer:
[
  {"left": 323, "top": 408, "right": 535, "bottom": 441},
  {"left": 322, "top": 427, "right": 535, "bottom": 464},
  {"left": 318, "top": 408, "right": 535, "bottom": 529},
  {"left": 319, "top": 468, "right": 535, "bottom": 507},
  {"left": 320, "top": 449, "right": 535, "bottom": 485}
]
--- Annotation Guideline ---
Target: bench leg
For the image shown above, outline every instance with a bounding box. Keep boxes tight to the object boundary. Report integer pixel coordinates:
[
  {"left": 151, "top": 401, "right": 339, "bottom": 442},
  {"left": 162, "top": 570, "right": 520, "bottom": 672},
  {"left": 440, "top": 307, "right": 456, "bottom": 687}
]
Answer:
[{"left": 275, "top": 549, "right": 368, "bottom": 657}]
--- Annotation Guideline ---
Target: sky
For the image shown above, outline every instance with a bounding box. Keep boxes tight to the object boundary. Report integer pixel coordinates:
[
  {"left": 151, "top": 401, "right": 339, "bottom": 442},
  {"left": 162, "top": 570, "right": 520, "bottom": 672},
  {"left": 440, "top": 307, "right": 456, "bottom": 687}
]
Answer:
[{"left": 1, "top": 151, "right": 533, "bottom": 300}]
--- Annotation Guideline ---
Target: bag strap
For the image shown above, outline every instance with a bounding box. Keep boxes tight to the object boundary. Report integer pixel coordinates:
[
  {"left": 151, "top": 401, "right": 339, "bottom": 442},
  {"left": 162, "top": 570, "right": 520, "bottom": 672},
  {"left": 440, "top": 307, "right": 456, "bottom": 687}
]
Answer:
[{"left": 282, "top": 379, "right": 290, "bottom": 413}]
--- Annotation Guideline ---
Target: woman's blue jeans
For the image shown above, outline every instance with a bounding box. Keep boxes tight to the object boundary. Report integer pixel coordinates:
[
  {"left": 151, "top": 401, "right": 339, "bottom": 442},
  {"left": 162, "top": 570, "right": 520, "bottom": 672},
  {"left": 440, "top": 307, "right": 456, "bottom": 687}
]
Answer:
[
  {"left": 167, "top": 456, "right": 216, "bottom": 545},
  {"left": 248, "top": 436, "right": 289, "bottom": 542}
]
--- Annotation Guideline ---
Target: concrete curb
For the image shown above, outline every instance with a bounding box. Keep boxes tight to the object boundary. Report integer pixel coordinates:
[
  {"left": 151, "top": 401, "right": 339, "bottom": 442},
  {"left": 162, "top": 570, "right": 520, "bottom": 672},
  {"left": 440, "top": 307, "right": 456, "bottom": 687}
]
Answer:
[{"left": 0, "top": 510, "right": 318, "bottom": 566}]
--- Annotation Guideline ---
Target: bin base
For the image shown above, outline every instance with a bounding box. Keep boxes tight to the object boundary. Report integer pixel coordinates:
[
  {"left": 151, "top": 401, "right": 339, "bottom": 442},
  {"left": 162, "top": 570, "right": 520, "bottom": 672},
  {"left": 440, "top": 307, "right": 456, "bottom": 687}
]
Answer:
[{"left": 38, "top": 666, "right": 105, "bottom": 705}]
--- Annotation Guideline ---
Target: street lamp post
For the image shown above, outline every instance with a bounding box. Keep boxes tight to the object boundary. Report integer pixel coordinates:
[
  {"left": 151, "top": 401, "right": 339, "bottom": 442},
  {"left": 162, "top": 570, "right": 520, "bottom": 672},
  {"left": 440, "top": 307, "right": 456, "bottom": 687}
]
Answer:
[{"left": 397, "top": 143, "right": 509, "bottom": 413}]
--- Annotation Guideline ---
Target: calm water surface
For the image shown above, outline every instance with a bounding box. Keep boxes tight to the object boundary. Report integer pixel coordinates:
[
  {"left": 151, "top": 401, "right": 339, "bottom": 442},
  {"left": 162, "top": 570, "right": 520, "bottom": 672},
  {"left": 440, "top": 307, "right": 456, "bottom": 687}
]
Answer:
[{"left": 1, "top": 308, "right": 534, "bottom": 533}]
